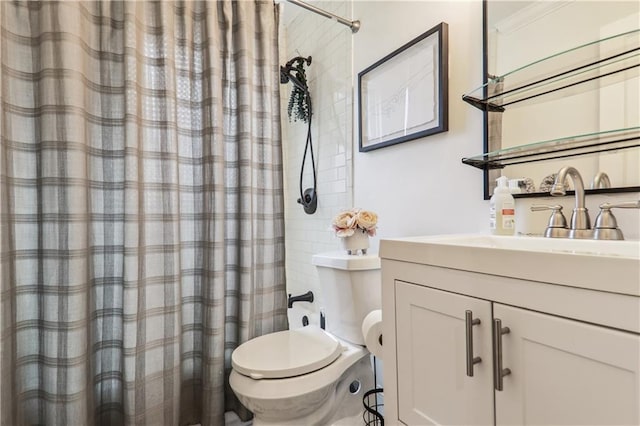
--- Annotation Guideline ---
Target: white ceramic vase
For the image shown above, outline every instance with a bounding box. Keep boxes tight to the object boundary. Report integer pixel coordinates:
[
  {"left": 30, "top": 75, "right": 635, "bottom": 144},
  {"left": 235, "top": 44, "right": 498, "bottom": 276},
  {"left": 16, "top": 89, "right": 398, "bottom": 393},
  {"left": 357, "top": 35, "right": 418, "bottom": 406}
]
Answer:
[{"left": 340, "top": 229, "right": 369, "bottom": 255}]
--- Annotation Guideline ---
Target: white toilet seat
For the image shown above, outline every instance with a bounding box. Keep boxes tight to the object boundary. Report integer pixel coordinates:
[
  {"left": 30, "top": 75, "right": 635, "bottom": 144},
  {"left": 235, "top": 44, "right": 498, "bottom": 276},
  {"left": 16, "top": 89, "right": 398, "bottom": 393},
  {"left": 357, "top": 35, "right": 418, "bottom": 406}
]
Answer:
[
  {"left": 229, "top": 333, "right": 368, "bottom": 401},
  {"left": 232, "top": 326, "right": 343, "bottom": 379}
]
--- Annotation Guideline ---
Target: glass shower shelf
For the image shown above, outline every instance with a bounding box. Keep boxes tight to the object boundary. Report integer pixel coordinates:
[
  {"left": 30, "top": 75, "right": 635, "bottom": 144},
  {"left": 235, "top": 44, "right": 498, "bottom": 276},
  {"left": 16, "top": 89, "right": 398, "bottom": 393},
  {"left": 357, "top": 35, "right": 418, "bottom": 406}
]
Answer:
[
  {"left": 461, "top": 127, "right": 640, "bottom": 170},
  {"left": 462, "top": 29, "right": 640, "bottom": 112}
]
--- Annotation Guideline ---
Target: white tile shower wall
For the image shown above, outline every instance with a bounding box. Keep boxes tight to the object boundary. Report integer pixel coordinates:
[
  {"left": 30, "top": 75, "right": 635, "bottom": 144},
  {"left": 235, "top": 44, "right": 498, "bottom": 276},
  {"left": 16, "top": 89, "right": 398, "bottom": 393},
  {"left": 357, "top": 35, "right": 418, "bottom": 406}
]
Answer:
[{"left": 280, "top": 2, "right": 354, "bottom": 327}]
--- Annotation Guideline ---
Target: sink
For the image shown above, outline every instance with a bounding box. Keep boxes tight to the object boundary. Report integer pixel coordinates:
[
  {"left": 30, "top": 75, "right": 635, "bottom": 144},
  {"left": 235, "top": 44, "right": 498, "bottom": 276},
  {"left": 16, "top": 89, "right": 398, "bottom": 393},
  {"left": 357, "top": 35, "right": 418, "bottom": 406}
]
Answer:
[
  {"left": 408, "top": 234, "right": 640, "bottom": 258},
  {"left": 380, "top": 234, "right": 640, "bottom": 296}
]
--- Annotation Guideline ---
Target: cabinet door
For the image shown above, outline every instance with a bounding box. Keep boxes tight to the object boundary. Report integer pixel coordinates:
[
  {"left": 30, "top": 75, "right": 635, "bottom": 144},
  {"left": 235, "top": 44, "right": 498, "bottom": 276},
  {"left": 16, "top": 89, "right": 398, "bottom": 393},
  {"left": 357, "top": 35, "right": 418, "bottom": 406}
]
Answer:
[
  {"left": 395, "top": 281, "right": 494, "bottom": 425},
  {"left": 494, "top": 304, "right": 640, "bottom": 425}
]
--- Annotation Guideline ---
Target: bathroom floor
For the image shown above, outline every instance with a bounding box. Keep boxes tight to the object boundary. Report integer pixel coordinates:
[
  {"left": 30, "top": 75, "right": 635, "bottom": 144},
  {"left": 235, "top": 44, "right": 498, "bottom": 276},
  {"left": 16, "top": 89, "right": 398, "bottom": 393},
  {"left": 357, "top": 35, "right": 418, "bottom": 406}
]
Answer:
[
  {"left": 222, "top": 411, "right": 367, "bottom": 425},
  {"left": 224, "top": 412, "right": 252, "bottom": 426}
]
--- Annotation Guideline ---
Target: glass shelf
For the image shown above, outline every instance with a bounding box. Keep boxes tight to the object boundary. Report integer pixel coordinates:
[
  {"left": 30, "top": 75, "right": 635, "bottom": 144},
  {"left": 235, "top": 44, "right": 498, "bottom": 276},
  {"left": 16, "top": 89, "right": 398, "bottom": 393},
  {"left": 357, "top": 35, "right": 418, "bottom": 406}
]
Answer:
[
  {"left": 462, "top": 29, "right": 640, "bottom": 112},
  {"left": 461, "top": 127, "right": 640, "bottom": 170}
]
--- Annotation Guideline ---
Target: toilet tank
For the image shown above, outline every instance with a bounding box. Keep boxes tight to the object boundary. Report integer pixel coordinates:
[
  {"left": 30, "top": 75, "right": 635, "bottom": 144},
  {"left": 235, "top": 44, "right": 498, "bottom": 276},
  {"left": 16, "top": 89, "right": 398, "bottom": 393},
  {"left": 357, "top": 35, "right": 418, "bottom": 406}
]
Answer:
[{"left": 312, "top": 252, "right": 381, "bottom": 345}]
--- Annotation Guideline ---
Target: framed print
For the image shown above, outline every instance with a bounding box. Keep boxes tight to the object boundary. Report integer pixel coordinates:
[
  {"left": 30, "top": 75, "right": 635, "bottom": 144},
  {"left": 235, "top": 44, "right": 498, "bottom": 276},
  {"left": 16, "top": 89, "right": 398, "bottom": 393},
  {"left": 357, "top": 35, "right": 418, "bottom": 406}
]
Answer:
[{"left": 358, "top": 22, "right": 448, "bottom": 152}]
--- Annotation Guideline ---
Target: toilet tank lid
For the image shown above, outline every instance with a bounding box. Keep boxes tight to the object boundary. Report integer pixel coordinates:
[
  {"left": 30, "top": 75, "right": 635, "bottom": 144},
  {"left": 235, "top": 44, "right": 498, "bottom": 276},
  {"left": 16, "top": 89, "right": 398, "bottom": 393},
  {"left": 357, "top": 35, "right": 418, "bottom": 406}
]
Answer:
[{"left": 312, "top": 252, "right": 380, "bottom": 270}]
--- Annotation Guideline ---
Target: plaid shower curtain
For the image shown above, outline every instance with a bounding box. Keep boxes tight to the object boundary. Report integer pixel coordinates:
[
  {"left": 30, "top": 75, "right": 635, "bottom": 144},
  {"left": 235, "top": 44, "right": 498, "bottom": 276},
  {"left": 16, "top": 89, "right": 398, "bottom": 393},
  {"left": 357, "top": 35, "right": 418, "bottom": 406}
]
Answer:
[{"left": 0, "top": 1, "right": 288, "bottom": 425}]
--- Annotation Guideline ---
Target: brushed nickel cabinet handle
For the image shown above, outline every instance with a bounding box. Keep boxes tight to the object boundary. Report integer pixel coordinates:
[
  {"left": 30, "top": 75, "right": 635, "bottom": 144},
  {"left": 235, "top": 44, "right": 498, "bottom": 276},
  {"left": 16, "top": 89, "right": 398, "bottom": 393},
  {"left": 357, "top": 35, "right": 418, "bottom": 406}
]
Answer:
[
  {"left": 465, "top": 310, "right": 482, "bottom": 377},
  {"left": 493, "top": 318, "right": 511, "bottom": 391}
]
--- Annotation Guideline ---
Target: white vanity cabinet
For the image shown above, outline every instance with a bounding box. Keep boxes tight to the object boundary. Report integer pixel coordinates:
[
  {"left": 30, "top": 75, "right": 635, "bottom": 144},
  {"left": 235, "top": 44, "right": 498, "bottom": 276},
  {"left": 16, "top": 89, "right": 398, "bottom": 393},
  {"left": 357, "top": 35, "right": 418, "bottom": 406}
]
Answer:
[
  {"left": 395, "top": 282, "right": 493, "bottom": 425},
  {"left": 381, "top": 235, "right": 640, "bottom": 426},
  {"left": 493, "top": 304, "right": 639, "bottom": 425}
]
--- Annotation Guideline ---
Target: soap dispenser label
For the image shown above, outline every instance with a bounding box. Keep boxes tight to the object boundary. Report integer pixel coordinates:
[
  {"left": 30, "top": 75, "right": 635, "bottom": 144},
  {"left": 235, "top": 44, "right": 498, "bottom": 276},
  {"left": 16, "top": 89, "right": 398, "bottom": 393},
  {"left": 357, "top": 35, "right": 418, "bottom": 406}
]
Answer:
[
  {"left": 502, "top": 216, "right": 515, "bottom": 229},
  {"left": 502, "top": 201, "right": 515, "bottom": 229},
  {"left": 501, "top": 202, "right": 515, "bottom": 216}
]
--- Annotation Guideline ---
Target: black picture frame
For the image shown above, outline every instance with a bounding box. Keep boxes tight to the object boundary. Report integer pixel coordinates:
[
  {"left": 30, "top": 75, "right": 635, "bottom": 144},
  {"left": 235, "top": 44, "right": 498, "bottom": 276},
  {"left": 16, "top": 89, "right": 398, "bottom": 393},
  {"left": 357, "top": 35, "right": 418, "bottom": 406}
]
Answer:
[{"left": 358, "top": 22, "right": 449, "bottom": 152}]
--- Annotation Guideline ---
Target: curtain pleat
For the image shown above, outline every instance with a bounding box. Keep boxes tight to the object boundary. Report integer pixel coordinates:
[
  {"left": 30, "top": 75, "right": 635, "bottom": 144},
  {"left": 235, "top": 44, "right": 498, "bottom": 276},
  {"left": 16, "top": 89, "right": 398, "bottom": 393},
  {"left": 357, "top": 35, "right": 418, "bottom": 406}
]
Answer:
[{"left": 0, "top": 1, "right": 288, "bottom": 425}]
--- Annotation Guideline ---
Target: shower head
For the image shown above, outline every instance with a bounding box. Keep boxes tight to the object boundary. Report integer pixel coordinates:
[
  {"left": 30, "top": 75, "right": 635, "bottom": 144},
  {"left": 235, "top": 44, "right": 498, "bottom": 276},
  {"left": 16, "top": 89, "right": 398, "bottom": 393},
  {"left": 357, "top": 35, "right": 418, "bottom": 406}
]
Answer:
[
  {"left": 280, "top": 69, "right": 310, "bottom": 94},
  {"left": 280, "top": 56, "right": 312, "bottom": 90},
  {"left": 284, "top": 56, "right": 312, "bottom": 69}
]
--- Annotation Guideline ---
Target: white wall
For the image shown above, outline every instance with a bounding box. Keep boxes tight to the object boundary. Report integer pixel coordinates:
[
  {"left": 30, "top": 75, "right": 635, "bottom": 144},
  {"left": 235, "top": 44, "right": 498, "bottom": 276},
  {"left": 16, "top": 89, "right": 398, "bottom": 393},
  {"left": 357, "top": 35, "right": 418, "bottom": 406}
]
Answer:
[
  {"left": 353, "top": 1, "right": 487, "bottom": 253},
  {"left": 281, "top": 0, "right": 640, "bottom": 326}
]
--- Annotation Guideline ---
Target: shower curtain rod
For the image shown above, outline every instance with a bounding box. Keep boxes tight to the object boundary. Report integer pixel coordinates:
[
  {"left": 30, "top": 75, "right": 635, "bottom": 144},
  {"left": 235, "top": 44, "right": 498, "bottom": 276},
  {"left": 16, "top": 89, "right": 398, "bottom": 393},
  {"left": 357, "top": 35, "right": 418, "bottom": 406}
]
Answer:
[{"left": 285, "top": 0, "right": 360, "bottom": 33}]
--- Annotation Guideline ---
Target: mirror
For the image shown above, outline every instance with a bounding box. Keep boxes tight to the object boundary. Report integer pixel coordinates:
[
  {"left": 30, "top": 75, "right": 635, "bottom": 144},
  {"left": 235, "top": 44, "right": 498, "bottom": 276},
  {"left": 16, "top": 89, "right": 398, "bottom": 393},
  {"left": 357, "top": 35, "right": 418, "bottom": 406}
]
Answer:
[{"left": 483, "top": 0, "right": 640, "bottom": 199}]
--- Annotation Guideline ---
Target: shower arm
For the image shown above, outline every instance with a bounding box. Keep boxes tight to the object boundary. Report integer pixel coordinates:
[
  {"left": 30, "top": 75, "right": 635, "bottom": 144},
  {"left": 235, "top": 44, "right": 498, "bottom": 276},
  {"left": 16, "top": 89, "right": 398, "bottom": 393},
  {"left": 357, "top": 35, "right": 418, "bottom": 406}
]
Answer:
[{"left": 285, "top": 0, "right": 360, "bottom": 33}]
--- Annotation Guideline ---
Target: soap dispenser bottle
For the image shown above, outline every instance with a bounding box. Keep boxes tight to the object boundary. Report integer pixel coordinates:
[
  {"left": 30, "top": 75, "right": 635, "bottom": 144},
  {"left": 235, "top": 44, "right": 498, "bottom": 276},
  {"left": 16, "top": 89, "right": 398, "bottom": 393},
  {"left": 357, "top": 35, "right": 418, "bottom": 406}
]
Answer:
[{"left": 490, "top": 176, "right": 515, "bottom": 235}]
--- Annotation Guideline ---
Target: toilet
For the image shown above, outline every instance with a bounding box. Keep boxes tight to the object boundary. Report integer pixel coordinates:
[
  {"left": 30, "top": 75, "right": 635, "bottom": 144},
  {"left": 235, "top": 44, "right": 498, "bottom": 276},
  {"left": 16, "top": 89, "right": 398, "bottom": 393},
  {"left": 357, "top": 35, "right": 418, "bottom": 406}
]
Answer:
[{"left": 229, "top": 252, "right": 381, "bottom": 426}]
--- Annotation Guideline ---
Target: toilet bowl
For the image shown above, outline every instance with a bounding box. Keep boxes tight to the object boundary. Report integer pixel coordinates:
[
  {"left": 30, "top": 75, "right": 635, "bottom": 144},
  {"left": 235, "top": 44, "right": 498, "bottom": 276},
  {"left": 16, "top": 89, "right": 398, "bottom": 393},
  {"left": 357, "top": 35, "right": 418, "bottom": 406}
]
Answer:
[
  {"left": 229, "top": 252, "right": 381, "bottom": 425},
  {"left": 229, "top": 326, "right": 372, "bottom": 425}
]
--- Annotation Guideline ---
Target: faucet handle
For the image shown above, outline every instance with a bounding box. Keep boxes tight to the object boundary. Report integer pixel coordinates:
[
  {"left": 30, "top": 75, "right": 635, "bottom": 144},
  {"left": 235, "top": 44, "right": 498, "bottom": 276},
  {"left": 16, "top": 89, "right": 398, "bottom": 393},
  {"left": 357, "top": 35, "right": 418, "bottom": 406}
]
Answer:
[
  {"left": 531, "top": 204, "right": 568, "bottom": 238},
  {"left": 531, "top": 204, "right": 563, "bottom": 212},
  {"left": 599, "top": 200, "right": 640, "bottom": 210},
  {"left": 531, "top": 204, "right": 567, "bottom": 228},
  {"left": 594, "top": 200, "right": 640, "bottom": 240}
]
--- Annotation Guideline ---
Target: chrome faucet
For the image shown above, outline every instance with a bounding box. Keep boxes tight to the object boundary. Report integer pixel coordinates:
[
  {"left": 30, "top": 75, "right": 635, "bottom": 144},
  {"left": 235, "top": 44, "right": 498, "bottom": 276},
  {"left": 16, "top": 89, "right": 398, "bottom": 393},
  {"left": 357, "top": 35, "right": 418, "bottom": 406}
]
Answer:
[
  {"left": 550, "top": 166, "right": 593, "bottom": 239},
  {"left": 591, "top": 171, "right": 611, "bottom": 189}
]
